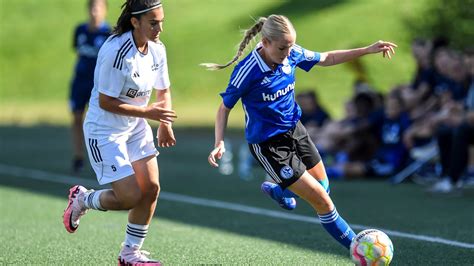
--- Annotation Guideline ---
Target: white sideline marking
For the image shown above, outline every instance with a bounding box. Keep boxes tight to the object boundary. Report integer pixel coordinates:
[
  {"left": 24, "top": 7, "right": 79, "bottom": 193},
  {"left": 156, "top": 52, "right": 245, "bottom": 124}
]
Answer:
[{"left": 0, "top": 163, "right": 473, "bottom": 249}]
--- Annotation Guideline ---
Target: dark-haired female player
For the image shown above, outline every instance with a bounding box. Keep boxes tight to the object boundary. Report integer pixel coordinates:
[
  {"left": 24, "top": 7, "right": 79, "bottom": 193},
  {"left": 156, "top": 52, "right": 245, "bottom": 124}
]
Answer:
[{"left": 63, "top": 0, "right": 176, "bottom": 264}]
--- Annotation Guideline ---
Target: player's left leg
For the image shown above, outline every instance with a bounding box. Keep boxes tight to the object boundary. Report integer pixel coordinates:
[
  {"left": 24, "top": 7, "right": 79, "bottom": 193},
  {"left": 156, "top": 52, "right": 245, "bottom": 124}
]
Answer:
[
  {"left": 288, "top": 172, "right": 355, "bottom": 249},
  {"left": 118, "top": 155, "right": 161, "bottom": 265},
  {"left": 118, "top": 121, "right": 162, "bottom": 265},
  {"left": 306, "top": 161, "right": 330, "bottom": 194}
]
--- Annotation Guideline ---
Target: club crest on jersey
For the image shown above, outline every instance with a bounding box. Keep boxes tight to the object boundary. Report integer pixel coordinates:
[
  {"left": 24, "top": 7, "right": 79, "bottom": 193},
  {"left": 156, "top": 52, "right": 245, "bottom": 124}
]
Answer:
[
  {"left": 304, "top": 50, "right": 315, "bottom": 61},
  {"left": 280, "top": 166, "right": 294, "bottom": 179},
  {"left": 282, "top": 64, "right": 291, "bottom": 74}
]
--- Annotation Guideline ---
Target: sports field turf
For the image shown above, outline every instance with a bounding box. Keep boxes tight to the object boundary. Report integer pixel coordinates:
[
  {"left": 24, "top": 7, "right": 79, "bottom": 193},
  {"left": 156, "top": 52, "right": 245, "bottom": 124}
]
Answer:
[
  {"left": 1, "top": 126, "right": 473, "bottom": 265},
  {"left": 1, "top": 0, "right": 473, "bottom": 264}
]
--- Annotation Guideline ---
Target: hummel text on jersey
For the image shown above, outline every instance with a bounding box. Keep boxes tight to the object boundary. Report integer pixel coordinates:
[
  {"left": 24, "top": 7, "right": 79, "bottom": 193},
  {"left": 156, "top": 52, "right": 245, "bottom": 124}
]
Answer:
[
  {"left": 262, "top": 82, "right": 295, "bottom": 101},
  {"left": 151, "top": 64, "right": 160, "bottom": 71}
]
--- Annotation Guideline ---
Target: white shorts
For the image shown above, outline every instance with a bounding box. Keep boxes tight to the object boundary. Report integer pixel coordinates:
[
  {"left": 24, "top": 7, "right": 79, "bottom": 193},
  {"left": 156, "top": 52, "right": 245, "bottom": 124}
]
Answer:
[{"left": 84, "top": 119, "right": 158, "bottom": 185}]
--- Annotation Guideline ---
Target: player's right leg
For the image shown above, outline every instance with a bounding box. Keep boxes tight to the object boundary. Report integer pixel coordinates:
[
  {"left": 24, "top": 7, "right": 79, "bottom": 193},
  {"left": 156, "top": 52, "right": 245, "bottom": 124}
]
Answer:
[
  {"left": 63, "top": 135, "right": 143, "bottom": 233},
  {"left": 260, "top": 181, "right": 296, "bottom": 210},
  {"left": 63, "top": 185, "right": 89, "bottom": 233},
  {"left": 63, "top": 175, "right": 142, "bottom": 233}
]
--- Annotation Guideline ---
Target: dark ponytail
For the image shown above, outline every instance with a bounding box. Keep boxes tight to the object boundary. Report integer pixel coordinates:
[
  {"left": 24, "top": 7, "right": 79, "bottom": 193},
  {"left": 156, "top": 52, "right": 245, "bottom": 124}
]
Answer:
[{"left": 113, "top": 0, "right": 162, "bottom": 35}]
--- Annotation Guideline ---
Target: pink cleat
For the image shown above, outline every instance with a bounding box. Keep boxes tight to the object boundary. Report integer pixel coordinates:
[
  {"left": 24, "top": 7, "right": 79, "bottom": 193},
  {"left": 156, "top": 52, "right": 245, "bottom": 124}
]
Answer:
[
  {"left": 63, "top": 185, "right": 89, "bottom": 233},
  {"left": 118, "top": 245, "right": 161, "bottom": 266}
]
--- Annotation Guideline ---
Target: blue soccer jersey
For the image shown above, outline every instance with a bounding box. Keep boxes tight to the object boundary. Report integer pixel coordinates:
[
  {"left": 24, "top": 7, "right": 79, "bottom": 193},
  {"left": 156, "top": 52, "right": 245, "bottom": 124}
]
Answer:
[
  {"left": 220, "top": 43, "right": 321, "bottom": 143},
  {"left": 73, "top": 22, "right": 111, "bottom": 78}
]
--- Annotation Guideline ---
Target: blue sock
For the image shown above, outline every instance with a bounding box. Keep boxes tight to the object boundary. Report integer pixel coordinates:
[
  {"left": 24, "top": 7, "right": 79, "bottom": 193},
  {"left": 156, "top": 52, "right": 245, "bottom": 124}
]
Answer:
[{"left": 318, "top": 208, "right": 355, "bottom": 249}]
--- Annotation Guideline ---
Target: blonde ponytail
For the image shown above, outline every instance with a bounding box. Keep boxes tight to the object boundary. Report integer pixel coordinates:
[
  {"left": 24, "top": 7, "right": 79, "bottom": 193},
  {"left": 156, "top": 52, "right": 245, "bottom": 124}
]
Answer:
[{"left": 201, "top": 17, "right": 267, "bottom": 70}]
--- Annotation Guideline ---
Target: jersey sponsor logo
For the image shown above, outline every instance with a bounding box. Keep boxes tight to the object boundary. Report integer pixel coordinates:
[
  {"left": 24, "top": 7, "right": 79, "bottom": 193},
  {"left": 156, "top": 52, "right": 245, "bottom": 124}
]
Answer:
[
  {"left": 280, "top": 166, "right": 294, "bottom": 179},
  {"left": 126, "top": 88, "right": 151, "bottom": 98},
  {"left": 304, "top": 50, "right": 315, "bottom": 61},
  {"left": 126, "top": 88, "right": 138, "bottom": 98},
  {"left": 262, "top": 82, "right": 295, "bottom": 101}
]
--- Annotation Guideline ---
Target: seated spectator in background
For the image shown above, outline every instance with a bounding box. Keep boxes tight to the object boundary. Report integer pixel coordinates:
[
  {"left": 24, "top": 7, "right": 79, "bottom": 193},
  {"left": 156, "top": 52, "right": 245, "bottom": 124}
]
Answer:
[
  {"left": 316, "top": 92, "right": 379, "bottom": 161},
  {"left": 296, "top": 91, "right": 331, "bottom": 137},
  {"left": 403, "top": 44, "right": 470, "bottom": 150},
  {"left": 430, "top": 48, "right": 474, "bottom": 193},
  {"left": 399, "top": 39, "right": 435, "bottom": 116},
  {"left": 326, "top": 91, "right": 411, "bottom": 179}
]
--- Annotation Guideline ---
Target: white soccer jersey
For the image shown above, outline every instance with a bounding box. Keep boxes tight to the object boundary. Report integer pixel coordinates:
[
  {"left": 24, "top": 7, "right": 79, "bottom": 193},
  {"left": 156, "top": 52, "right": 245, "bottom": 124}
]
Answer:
[{"left": 84, "top": 31, "right": 170, "bottom": 139}]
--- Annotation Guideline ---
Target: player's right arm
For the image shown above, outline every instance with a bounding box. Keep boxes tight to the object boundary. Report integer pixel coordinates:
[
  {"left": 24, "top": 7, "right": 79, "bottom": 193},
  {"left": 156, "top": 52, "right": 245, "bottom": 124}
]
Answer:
[
  {"left": 208, "top": 102, "right": 231, "bottom": 167},
  {"left": 97, "top": 42, "right": 176, "bottom": 123},
  {"left": 208, "top": 61, "right": 252, "bottom": 167},
  {"left": 98, "top": 93, "right": 176, "bottom": 124}
]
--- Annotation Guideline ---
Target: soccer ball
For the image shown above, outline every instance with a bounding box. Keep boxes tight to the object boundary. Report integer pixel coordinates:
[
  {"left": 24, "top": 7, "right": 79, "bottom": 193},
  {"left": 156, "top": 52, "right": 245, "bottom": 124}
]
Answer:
[{"left": 350, "top": 229, "right": 394, "bottom": 266}]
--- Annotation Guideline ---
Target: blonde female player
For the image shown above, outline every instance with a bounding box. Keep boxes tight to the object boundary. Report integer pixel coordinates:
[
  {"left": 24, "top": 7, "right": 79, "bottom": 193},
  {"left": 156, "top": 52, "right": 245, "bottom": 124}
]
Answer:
[
  {"left": 62, "top": 0, "right": 176, "bottom": 265},
  {"left": 204, "top": 15, "right": 396, "bottom": 250}
]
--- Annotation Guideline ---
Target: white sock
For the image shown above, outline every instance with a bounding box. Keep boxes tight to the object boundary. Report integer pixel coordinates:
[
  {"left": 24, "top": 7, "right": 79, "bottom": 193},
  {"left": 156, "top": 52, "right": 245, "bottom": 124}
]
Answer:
[
  {"left": 125, "top": 223, "right": 149, "bottom": 249},
  {"left": 84, "top": 190, "right": 106, "bottom": 211}
]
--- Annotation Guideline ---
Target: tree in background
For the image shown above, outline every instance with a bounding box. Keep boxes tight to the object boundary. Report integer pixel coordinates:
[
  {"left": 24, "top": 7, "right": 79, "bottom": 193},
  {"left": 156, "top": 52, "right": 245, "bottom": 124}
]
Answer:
[{"left": 407, "top": 0, "right": 473, "bottom": 49}]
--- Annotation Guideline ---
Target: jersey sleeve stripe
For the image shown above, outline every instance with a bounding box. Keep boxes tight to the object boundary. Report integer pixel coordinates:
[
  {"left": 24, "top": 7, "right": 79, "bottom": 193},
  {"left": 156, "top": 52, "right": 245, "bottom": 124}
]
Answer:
[
  {"left": 118, "top": 44, "right": 133, "bottom": 70},
  {"left": 233, "top": 60, "right": 257, "bottom": 88},
  {"left": 230, "top": 57, "right": 255, "bottom": 88},
  {"left": 292, "top": 44, "right": 303, "bottom": 53},
  {"left": 251, "top": 50, "right": 270, "bottom": 72},
  {"left": 113, "top": 39, "right": 132, "bottom": 69}
]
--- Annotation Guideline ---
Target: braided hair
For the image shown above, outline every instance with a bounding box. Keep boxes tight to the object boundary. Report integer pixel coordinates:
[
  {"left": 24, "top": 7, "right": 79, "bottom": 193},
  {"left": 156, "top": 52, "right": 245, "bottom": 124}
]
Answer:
[{"left": 201, "top": 15, "right": 295, "bottom": 70}]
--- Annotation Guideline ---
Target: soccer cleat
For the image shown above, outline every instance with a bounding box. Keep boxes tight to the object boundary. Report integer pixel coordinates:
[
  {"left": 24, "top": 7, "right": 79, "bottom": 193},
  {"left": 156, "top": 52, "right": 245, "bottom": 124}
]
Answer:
[
  {"left": 63, "top": 185, "right": 89, "bottom": 233},
  {"left": 118, "top": 245, "right": 161, "bottom": 266},
  {"left": 261, "top": 181, "right": 296, "bottom": 210}
]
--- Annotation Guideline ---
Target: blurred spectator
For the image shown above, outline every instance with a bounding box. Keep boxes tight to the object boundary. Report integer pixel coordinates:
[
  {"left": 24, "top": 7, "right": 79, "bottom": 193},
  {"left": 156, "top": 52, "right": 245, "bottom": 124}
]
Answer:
[
  {"left": 429, "top": 48, "right": 474, "bottom": 193},
  {"left": 69, "top": 0, "right": 111, "bottom": 173},
  {"left": 296, "top": 90, "right": 331, "bottom": 140},
  {"left": 326, "top": 91, "right": 411, "bottom": 178},
  {"left": 403, "top": 42, "right": 470, "bottom": 151}
]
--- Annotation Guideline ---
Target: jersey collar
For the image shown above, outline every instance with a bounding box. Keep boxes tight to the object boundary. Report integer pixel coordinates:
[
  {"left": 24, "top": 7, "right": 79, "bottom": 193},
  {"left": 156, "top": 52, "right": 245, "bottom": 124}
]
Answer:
[{"left": 252, "top": 43, "right": 272, "bottom": 73}]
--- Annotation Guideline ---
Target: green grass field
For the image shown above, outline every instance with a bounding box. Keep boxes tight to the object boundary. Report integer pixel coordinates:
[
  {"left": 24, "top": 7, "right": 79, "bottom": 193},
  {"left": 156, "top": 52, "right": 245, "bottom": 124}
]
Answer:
[
  {"left": 1, "top": 0, "right": 474, "bottom": 264},
  {"left": 1, "top": 126, "right": 473, "bottom": 265}
]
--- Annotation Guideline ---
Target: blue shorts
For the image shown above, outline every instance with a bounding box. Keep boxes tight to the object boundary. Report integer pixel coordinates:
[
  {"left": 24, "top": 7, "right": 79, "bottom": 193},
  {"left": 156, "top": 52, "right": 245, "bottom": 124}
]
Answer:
[{"left": 70, "top": 76, "right": 93, "bottom": 112}]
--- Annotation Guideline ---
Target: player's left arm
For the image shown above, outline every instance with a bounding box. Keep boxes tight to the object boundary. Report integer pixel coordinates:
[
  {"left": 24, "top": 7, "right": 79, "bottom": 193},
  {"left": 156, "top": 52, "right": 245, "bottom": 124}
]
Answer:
[
  {"left": 155, "top": 88, "right": 176, "bottom": 147},
  {"left": 317, "top": 40, "right": 397, "bottom": 67}
]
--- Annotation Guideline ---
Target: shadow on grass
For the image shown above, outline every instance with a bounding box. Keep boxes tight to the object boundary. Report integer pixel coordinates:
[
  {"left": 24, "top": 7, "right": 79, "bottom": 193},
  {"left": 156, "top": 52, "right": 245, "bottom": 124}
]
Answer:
[{"left": 0, "top": 125, "right": 348, "bottom": 258}]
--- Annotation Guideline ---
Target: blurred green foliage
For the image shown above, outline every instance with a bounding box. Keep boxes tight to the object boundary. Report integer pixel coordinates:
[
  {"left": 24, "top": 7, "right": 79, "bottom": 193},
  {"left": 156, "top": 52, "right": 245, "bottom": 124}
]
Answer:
[
  {"left": 406, "top": 0, "right": 474, "bottom": 50},
  {"left": 3, "top": 0, "right": 471, "bottom": 126}
]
